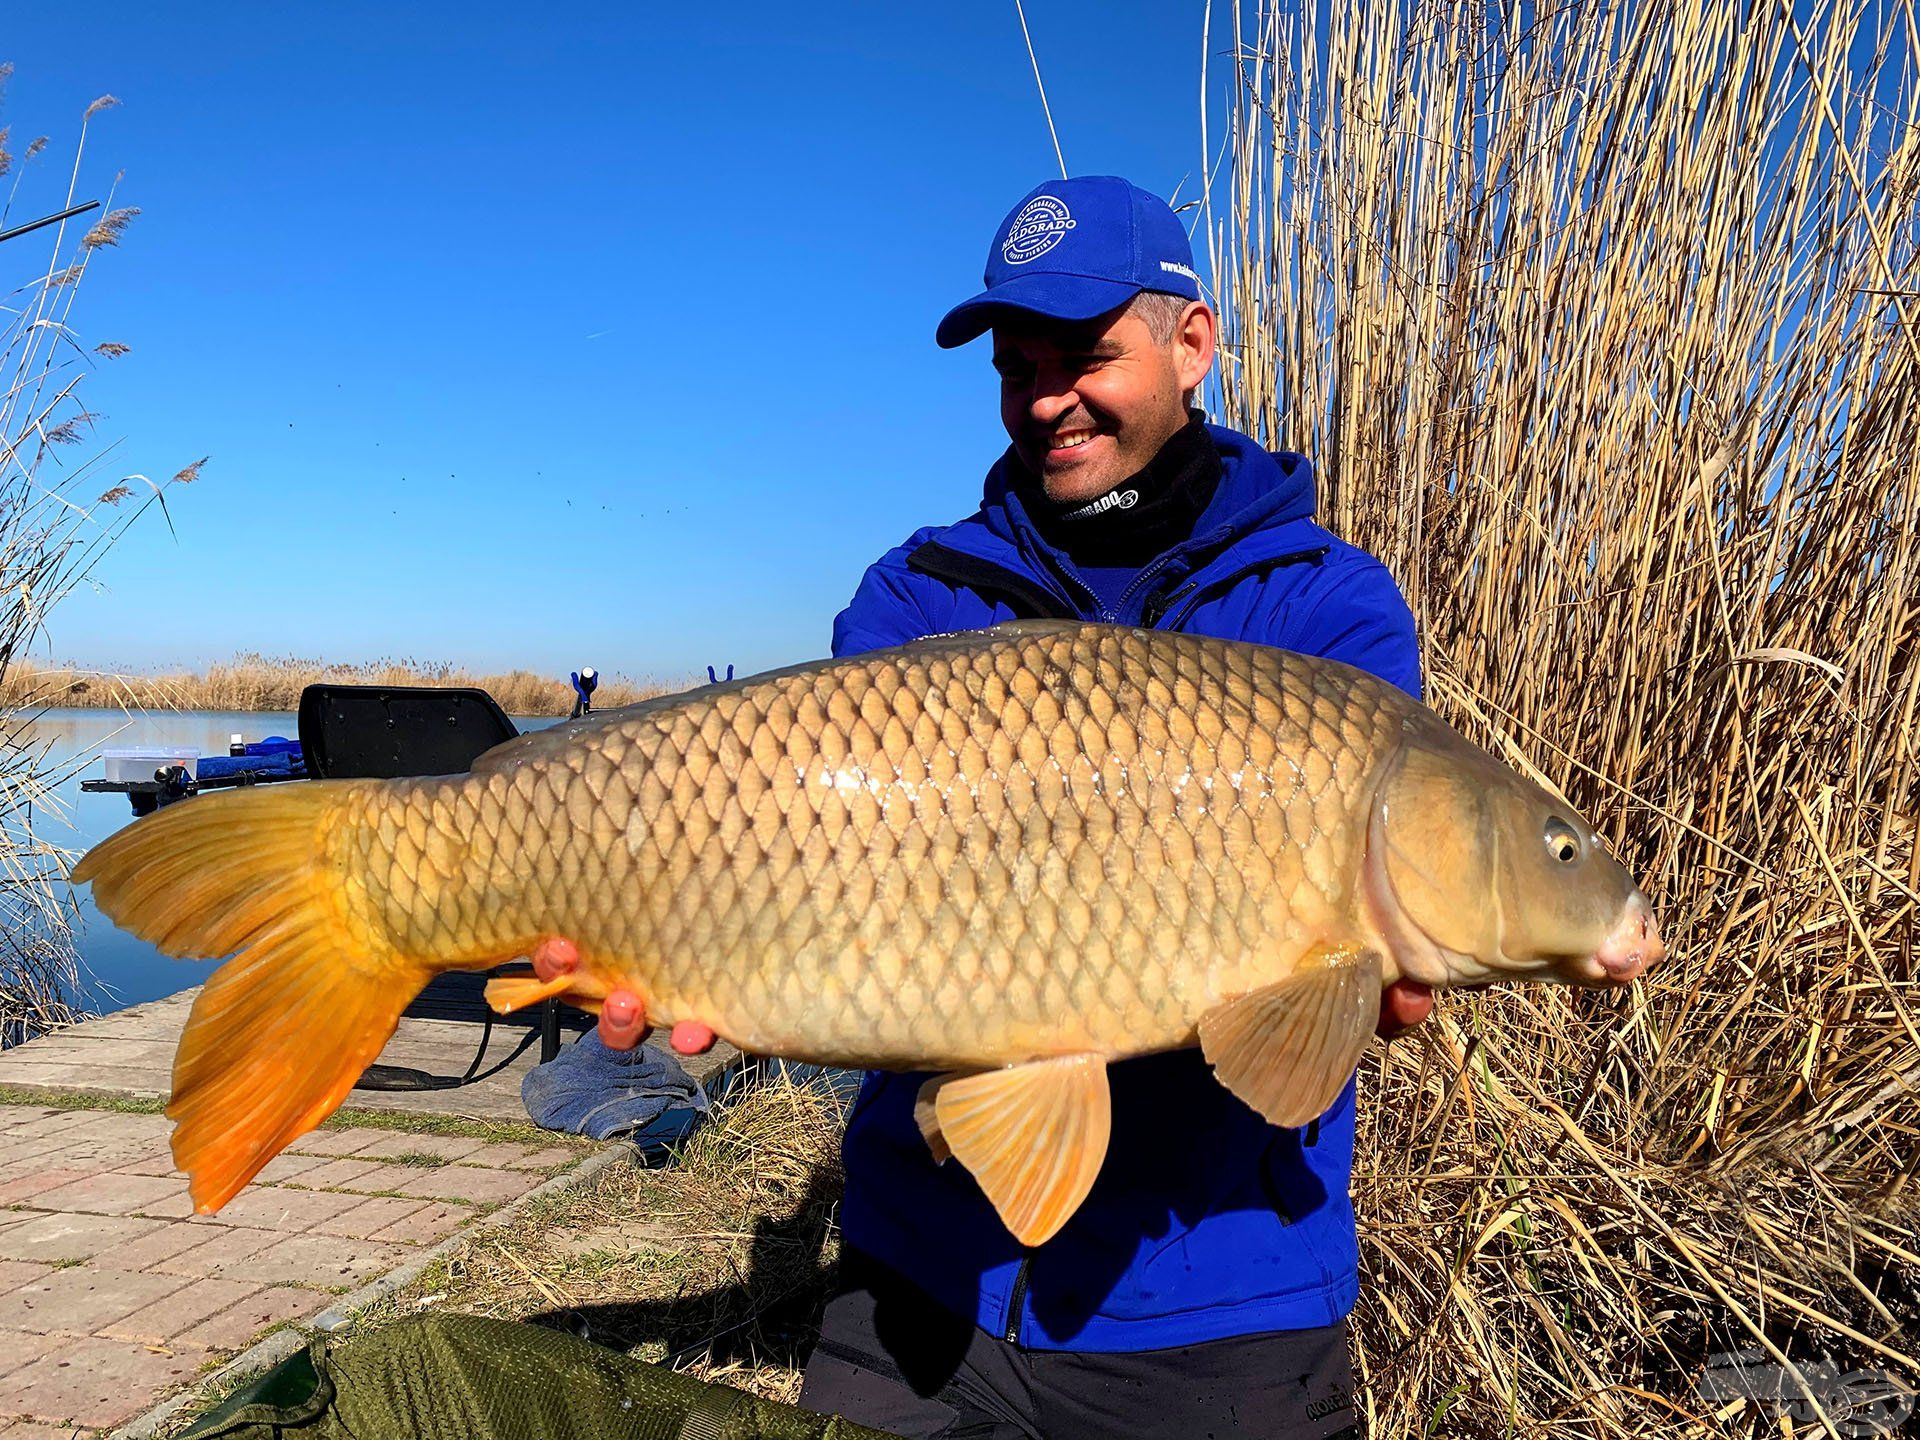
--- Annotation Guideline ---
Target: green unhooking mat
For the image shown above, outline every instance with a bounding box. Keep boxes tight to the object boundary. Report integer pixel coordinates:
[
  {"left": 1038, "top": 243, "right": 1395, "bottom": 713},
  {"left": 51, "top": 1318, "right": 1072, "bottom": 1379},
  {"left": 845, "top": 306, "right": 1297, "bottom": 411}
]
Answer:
[{"left": 181, "top": 1314, "right": 901, "bottom": 1440}]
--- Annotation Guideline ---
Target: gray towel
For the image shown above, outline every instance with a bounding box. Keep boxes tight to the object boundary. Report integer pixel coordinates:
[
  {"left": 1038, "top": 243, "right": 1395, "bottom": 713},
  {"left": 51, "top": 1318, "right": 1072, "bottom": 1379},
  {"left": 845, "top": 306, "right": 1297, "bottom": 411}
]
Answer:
[{"left": 521, "top": 1031, "right": 710, "bottom": 1142}]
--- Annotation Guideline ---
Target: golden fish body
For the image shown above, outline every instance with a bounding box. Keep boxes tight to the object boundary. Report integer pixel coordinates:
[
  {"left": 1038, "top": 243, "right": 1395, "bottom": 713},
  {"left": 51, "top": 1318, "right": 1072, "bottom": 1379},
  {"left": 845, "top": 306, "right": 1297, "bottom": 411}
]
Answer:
[
  {"left": 342, "top": 622, "right": 1399, "bottom": 1068},
  {"left": 75, "top": 620, "right": 1663, "bottom": 1242}
]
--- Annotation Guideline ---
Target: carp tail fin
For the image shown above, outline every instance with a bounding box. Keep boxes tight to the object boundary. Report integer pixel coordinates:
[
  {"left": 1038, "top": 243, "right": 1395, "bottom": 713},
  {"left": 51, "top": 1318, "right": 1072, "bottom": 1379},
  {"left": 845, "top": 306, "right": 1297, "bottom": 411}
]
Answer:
[{"left": 72, "top": 782, "right": 435, "bottom": 1213}]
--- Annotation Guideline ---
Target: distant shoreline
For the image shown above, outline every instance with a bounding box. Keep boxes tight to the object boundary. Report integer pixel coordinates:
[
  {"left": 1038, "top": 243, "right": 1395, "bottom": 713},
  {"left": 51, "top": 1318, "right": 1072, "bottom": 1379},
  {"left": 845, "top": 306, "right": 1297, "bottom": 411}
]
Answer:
[{"left": 0, "top": 657, "right": 674, "bottom": 719}]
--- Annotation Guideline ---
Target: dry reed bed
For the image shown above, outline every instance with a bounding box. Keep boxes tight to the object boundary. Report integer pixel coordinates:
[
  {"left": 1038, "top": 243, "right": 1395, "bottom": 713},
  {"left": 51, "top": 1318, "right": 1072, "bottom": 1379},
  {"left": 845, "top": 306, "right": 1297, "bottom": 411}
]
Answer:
[
  {"left": 0, "top": 654, "right": 673, "bottom": 718},
  {"left": 1211, "top": 0, "right": 1917, "bottom": 1432}
]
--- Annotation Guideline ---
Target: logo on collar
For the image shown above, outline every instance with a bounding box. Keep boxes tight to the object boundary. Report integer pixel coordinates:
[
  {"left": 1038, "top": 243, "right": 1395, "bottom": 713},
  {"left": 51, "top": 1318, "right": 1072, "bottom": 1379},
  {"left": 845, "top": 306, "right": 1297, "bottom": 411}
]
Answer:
[
  {"left": 1002, "top": 196, "right": 1076, "bottom": 265},
  {"left": 1062, "top": 487, "right": 1138, "bottom": 522}
]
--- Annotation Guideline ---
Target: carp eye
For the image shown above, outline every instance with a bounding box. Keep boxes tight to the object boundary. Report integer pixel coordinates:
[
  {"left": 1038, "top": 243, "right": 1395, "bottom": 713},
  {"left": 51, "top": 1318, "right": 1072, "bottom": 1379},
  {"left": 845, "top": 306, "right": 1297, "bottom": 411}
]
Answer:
[{"left": 1544, "top": 818, "right": 1583, "bottom": 865}]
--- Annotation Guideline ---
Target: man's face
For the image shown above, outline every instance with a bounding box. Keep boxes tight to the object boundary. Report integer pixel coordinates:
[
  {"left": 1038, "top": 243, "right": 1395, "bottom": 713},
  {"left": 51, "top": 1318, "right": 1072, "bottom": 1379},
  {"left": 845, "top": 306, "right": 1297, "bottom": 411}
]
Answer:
[{"left": 992, "top": 300, "right": 1215, "bottom": 505}]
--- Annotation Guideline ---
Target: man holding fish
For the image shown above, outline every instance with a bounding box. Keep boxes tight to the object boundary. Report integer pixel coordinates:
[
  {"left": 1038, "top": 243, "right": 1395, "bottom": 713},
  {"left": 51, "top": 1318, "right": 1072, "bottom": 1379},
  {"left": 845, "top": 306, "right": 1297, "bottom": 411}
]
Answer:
[
  {"left": 795, "top": 177, "right": 1433, "bottom": 1438},
  {"left": 77, "top": 178, "right": 1663, "bottom": 1440}
]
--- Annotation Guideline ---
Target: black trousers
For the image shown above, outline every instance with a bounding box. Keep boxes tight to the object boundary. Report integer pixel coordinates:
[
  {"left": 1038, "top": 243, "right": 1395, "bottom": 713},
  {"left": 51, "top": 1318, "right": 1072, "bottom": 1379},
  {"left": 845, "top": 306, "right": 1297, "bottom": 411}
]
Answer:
[{"left": 800, "top": 1251, "right": 1363, "bottom": 1440}]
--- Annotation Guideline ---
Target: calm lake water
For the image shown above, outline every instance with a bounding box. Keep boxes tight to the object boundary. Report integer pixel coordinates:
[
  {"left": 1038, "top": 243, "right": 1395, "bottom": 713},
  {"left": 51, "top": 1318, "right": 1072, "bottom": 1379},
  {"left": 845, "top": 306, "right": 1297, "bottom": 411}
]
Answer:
[{"left": 23, "top": 708, "right": 557, "bottom": 1014}]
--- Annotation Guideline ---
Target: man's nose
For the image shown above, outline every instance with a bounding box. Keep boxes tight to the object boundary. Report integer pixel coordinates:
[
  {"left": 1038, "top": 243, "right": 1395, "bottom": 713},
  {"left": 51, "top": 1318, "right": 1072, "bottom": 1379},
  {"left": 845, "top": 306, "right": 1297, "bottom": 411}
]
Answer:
[{"left": 1027, "top": 371, "right": 1079, "bottom": 425}]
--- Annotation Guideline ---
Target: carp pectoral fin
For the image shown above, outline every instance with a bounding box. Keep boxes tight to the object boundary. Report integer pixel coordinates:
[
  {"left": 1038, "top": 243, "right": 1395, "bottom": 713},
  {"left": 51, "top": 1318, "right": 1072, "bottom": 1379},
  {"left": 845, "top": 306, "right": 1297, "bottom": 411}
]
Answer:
[
  {"left": 926, "top": 1055, "right": 1111, "bottom": 1248},
  {"left": 484, "top": 973, "right": 574, "bottom": 1014},
  {"left": 1198, "top": 945, "right": 1383, "bottom": 1129}
]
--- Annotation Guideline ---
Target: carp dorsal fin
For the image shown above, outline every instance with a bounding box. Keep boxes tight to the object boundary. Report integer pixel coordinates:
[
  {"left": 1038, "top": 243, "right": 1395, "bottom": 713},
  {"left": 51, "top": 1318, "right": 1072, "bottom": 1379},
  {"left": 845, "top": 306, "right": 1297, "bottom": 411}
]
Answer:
[
  {"left": 916, "top": 1055, "right": 1111, "bottom": 1247},
  {"left": 975, "top": 619, "right": 1089, "bottom": 640},
  {"left": 897, "top": 619, "right": 1090, "bottom": 653},
  {"left": 1199, "top": 945, "right": 1383, "bottom": 1128}
]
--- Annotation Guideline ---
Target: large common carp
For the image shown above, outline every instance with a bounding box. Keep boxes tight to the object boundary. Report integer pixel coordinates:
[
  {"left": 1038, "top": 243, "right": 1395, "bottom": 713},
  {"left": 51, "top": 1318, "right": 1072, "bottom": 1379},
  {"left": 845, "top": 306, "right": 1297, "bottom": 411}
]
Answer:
[{"left": 74, "top": 621, "right": 1663, "bottom": 1244}]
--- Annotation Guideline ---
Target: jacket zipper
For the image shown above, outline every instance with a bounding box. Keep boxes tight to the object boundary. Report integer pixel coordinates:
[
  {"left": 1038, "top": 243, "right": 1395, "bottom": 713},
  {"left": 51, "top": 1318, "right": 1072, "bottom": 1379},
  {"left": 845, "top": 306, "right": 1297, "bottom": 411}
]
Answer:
[
  {"left": 1119, "top": 521, "right": 1237, "bottom": 625},
  {"left": 1054, "top": 564, "right": 1100, "bottom": 619},
  {"left": 1003, "top": 1254, "right": 1033, "bottom": 1344},
  {"left": 1109, "top": 554, "right": 1181, "bottom": 623},
  {"left": 1141, "top": 582, "right": 1196, "bottom": 627}
]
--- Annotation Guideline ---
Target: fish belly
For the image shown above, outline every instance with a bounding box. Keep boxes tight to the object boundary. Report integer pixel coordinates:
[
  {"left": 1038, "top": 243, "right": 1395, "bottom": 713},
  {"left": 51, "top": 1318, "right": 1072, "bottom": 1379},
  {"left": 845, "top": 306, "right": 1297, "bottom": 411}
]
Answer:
[{"left": 372, "top": 622, "right": 1412, "bottom": 1073}]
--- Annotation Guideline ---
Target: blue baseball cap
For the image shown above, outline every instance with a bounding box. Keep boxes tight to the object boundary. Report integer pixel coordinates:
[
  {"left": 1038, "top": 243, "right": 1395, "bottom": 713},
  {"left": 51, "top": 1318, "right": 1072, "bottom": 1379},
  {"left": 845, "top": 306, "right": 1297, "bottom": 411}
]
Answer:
[{"left": 936, "top": 176, "right": 1203, "bottom": 349}]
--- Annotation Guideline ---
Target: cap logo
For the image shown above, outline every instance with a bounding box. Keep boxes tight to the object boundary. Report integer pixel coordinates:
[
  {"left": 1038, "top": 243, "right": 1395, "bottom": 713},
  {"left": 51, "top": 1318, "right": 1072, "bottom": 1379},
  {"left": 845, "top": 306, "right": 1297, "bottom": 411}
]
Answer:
[{"left": 1002, "top": 195, "right": 1076, "bottom": 265}]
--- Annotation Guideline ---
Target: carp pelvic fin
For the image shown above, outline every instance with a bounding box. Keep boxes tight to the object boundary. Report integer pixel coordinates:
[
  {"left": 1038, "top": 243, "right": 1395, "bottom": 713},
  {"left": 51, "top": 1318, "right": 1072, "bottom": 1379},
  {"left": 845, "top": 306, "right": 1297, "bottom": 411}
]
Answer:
[
  {"left": 1198, "top": 944, "right": 1383, "bottom": 1129},
  {"left": 922, "top": 1055, "right": 1111, "bottom": 1248},
  {"left": 484, "top": 973, "right": 576, "bottom": 1013},
  {"left": 71, "top": 781, "right": 435, "bottom": 1214}
]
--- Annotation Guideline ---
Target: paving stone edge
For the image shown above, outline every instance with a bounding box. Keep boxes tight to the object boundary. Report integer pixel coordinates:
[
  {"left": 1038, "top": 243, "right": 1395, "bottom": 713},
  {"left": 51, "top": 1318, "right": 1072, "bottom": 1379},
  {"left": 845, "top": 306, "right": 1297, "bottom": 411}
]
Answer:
[{"left": 111, "top": 1141, "right": 635, "bottom": 1440}]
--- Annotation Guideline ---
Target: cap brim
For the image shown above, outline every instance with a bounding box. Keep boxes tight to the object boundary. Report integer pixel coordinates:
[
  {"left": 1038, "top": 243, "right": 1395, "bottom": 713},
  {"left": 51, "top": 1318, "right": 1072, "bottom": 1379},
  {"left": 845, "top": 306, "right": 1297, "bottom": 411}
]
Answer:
[{"left": 935, "top": 272, "right": 1145, "bottom": 349}]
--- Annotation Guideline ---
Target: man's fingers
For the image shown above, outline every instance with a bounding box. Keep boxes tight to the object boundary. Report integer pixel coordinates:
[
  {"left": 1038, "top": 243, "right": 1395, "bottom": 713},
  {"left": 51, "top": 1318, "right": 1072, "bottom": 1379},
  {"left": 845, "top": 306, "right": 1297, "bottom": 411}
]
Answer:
[
  {"left": 1376, "top": 979, "right": 1435, "bottom": 1040},
  {"left": 670, "top": 1020, "right": 716, "bottom": 1055},
  {"left": 599, "top": 988, "right": 648, "bottom": 1050},
  {"left": 532, "top": 936, "right": 580, "bottom": 981}
]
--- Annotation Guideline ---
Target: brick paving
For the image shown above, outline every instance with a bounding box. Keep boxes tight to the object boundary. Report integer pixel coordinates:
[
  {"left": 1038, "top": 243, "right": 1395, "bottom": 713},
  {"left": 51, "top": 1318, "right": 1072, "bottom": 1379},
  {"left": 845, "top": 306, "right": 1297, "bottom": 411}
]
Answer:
[
  {"left": 0, "top": 987, "right": 738, "bottom": 1435},
  {"left": 0, "top": 1103, "right": 584, "bottom": 1435}
]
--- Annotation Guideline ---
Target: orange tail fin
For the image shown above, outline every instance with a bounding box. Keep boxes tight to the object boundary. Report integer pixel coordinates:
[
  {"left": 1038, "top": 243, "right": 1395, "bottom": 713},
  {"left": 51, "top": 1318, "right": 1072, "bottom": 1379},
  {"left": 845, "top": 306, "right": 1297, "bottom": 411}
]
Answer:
[{"left": 72, "top": 782, "right": 435, "bottom": 1213}]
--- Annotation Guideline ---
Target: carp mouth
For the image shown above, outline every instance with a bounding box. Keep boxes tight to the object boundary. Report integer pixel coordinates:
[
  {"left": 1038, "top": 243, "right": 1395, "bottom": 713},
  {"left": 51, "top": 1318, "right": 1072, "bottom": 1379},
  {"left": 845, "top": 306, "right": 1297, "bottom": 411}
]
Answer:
[{"left": 1560, "top": 897, "right": 1665, "bottom": 986}]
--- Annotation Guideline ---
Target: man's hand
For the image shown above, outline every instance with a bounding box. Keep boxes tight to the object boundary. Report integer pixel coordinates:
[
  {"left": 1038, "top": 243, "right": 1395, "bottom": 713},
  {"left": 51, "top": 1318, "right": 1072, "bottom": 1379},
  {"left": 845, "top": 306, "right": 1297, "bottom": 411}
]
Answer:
[{"left": 1377, "top": 979, "right": 1434, "bottom": 1040}]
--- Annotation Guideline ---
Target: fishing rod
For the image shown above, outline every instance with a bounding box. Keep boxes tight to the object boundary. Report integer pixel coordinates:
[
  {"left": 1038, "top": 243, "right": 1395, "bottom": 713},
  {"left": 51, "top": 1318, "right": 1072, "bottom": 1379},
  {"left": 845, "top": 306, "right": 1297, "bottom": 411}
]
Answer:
[{"left": 0, "top": 199, "right": 101, "bottom": 246}]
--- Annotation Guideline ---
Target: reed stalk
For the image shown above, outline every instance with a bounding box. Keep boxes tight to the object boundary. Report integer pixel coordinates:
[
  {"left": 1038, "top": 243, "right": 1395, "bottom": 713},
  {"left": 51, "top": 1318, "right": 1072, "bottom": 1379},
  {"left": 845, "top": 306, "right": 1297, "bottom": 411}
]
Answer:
[
  {"left": 0, "top": 76, "right": 186, "bottom": 1045},
  {"left": 1210, "top": 0, "right": 1918, "bottom": 1431}
]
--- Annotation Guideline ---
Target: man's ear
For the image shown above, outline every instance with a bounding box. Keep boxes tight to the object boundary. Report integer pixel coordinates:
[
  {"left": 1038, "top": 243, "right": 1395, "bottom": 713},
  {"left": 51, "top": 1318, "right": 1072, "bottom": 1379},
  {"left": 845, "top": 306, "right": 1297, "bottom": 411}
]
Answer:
[{"left": 1173, "top": 301, "right": 1217, "bottom": 395}]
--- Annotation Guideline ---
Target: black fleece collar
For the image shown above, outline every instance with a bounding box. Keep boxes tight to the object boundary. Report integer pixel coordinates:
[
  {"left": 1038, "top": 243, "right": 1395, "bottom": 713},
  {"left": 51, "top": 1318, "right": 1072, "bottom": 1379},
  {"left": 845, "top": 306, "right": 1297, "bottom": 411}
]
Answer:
[{"left": 1010, "top": 411, "right": 1222, "bottom": 567}]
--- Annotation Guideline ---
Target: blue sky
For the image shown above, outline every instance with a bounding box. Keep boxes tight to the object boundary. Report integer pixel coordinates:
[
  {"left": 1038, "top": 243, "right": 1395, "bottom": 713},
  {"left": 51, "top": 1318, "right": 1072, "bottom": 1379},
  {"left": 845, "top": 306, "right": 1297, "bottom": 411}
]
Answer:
[{"left": 3, "top": 3, "right": 1217, "bottom": 683}]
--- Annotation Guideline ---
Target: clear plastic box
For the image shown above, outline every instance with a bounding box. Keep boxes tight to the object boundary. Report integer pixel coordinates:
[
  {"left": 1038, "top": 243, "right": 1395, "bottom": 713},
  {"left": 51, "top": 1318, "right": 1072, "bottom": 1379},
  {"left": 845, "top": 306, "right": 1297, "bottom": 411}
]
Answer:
[{"left": 102, "top": 746, "right": 201, "bottom": 784}]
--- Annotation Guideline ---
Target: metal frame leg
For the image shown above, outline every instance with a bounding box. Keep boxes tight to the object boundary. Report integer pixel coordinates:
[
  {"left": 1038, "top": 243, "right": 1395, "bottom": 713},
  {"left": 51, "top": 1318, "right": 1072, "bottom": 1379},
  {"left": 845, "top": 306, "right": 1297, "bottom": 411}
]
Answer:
[{"left": 539, "top": 998, "right": 561, "bottom": 1063}]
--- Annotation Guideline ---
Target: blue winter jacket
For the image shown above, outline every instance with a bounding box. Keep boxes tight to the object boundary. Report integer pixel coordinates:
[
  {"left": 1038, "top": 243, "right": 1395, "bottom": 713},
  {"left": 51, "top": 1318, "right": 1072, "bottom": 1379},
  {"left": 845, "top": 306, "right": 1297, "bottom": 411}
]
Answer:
[{"left": 829, "top": 423, "right": 1422, "bottom": 1354}]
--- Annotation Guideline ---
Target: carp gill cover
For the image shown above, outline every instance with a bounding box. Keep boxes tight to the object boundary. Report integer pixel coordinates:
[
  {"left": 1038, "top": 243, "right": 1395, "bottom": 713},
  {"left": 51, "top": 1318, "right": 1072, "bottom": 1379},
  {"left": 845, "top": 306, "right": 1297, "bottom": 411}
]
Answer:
[{"left": 74, "top": 621, "right": 1664, "bottom": 1245}]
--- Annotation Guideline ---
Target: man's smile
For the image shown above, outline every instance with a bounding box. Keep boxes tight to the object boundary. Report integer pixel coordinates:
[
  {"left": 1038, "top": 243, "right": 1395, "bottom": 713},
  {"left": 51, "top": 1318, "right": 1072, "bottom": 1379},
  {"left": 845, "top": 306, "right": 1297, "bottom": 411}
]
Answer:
[{"left": 1043, "top": 430, "right": 1107, "bottom": 466}]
